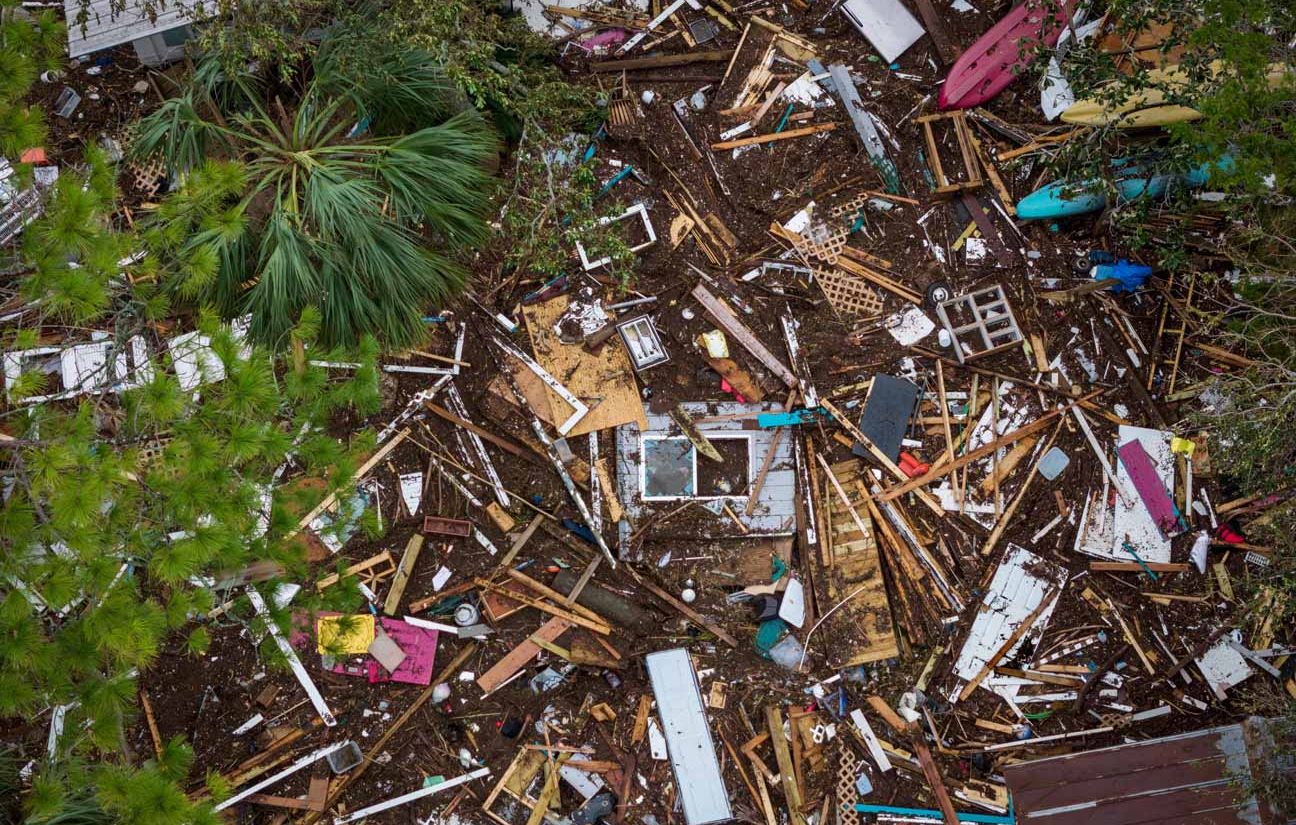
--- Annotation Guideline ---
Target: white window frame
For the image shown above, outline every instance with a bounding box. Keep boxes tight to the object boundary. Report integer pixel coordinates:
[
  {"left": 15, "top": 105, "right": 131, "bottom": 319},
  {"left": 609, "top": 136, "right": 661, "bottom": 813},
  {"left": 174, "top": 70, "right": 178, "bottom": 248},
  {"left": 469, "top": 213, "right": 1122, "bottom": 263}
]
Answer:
[{"left": 640, "top": 433, "right": 754, "bottom": 502}]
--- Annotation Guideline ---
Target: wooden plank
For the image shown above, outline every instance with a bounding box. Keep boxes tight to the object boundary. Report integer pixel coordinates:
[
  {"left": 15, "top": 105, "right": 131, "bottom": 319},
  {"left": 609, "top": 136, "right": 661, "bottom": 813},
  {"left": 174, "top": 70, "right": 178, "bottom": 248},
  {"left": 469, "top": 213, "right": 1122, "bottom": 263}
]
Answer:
[
  {"left": 910, "top": 733, "right": 959, "bottom": 825},
  {"left": 627, "top": 567, "right": 740, "bottom": 647},
  {"left": 477, "top": 618, "right": 573, "bottom": 694},
  {"left": 1091, "top": 561, "right": 1189, "bottom": 573},
  {"left": 383, "top": 534, "right": 424, "bottom": 615},
  {"left": 593, "top": 49, "right": 734, "bottom": 72},
  {"left": 710, "top": 122, "right": 837, "bottom": 149},
  {"left": 764, "top": 706, "right": 807, "bottom": 825},
  {"left": 910, "top": 0, "right": 957, "bottom": 64},
  {"left": 691, "top": 284, "right": 797, "bottom": 387},
  {"left": 632, "top": 695, "right": 652, "bottom": 744},
  {"left": 865, "top": 696, "right": 909, "bottom": 733}
]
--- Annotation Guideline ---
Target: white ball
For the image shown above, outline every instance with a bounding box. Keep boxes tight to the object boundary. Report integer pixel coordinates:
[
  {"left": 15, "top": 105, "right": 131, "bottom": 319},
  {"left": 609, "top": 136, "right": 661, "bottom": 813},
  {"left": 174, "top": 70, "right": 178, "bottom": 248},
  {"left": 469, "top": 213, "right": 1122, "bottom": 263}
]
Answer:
[{"left": 681, "top": 588, "right": 697, "bottom": 604}]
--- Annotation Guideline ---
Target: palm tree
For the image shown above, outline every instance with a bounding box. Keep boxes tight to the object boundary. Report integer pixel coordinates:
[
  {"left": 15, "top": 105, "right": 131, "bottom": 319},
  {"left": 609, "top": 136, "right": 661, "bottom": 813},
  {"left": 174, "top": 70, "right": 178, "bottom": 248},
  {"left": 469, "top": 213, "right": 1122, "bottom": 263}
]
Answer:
[{"left": 133, "top": 28, "right": 498, "bottom": 350}]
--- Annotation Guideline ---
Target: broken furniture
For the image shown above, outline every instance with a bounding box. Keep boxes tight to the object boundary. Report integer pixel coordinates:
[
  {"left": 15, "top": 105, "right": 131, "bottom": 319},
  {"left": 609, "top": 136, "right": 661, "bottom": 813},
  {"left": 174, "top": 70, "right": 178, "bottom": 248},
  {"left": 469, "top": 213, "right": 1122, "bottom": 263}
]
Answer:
[{"left": 934, "top": 285, "right": 1024, "bottom": 363}]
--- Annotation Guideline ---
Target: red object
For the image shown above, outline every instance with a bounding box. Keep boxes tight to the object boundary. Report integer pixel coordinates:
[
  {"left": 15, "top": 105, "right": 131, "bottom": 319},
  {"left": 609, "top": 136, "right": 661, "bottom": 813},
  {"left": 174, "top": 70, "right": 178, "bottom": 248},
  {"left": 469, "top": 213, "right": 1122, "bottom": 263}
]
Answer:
[
  {"left": 938, "top": 0, "right": 1075, "bottom": 110},
  {"left": 719, "top": 378, "right": 746, "bottom": 404},
  {"left": 1214, "top": 523, "right": 1245, "bottom": 544},
  {"left": 898, "top": 452, "right": 930, "bottom": 478},
  {"left": 19, "top": 147, "right": 47, "bottom": 163}
]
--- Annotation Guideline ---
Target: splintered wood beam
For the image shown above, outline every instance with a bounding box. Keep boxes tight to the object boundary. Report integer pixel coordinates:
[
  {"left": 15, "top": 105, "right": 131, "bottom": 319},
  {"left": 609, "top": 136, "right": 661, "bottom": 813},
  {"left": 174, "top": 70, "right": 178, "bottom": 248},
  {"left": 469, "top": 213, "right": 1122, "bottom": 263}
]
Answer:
[
  {"left": 592, "top": 49, "right": 733, "bottom": 71},
  {"left": 691, "top": 284, "right": 797, "bottom": 387},
  {"left": 710, "top": 122, "right": 838, "bottom": 150}
]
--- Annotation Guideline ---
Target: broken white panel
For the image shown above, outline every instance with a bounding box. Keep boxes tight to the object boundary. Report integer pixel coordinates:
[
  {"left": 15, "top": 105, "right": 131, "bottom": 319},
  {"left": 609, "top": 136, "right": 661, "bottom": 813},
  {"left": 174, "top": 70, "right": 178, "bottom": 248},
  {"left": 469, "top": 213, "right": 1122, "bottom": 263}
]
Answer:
[
  {"left": 246, "top": 587, "right": 336, "bottom": 727},
  {"left": 648, "top": 718, "right": 668, "bottom": 760},
  {"left": 645, "top": 648, "right": 732, "bottom": 825},
  {"left": 848, "top": 709, "right": 892, "bottom": 772},
  {"left": 933, "top": 483, "right": 997, "bottom": 526},
  {"left": 1196, "top": 636, "right": 1253, "bottom": 700},
  {"left": 3, "top": 334, "right": 154, "bottom": 405},
  {"left": 166, "top": 319, "right": 250, "bottom": 392},
  {"left": 783, "top": 72, "right": 831, "bottom": 106},
  {"left": 399, "top": 472, "right": 423, "bottom": 516},
  {"left": 779, "top": 578, "right": 806, "bottom": 628},
  {"left": 561, "top": 753, "right": 608, "bottom": 799},
  {"left": 1040, "top": 16, "right": 1102, "bottom": 120},
  {"left": 952, "top": 544, "right": 1067, "bottom": 704},
  {"left": 432, "top": 565, "right": 453, "bottom": 592},
  {"left": 841, "top": 0, "right": 923, "bottom": 62},
  {"left": 576, "top": 202, "right": 657, "bottom": 271},
  {"left": 1110, "top": 426, "right": 1174, "bottom": 564},
  {"left": 885, "top": 307, "right": 935, "bottom": 346}
]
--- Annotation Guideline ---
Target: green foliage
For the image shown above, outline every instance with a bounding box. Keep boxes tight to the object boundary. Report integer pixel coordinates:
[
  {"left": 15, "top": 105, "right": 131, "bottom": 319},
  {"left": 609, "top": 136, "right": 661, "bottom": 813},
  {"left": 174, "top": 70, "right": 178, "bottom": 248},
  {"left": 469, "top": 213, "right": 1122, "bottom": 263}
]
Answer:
[
  {"left": 362, "top": 0, "right": 599, "bottom": 135},
  {"left": 132, "top": 23, "right": 499, "bottom": 350},
  {"left": 497, "top": 137, "right": 636, "bottom": 290},
  {"left": 17, "top": 147, "right": 131, "bottom": 325},
  {"left": 0, "top": 2, "right": 64, "bottom": 157}
]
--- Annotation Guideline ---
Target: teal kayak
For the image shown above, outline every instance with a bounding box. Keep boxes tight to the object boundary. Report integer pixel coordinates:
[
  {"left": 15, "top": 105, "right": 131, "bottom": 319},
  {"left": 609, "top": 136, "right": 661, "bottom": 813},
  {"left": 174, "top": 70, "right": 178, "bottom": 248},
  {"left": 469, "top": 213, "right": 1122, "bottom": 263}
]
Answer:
[{"left": 1016, "top": 156, "right": 1234, "bottom": 220}]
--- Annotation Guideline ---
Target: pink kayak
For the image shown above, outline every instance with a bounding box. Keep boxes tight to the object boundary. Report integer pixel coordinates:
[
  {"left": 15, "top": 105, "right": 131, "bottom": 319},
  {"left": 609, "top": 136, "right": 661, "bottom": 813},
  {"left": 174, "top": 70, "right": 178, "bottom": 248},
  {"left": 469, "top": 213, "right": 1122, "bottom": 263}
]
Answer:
[{"left": 939, "top": 0, "right": 1075, "bottom": 110}]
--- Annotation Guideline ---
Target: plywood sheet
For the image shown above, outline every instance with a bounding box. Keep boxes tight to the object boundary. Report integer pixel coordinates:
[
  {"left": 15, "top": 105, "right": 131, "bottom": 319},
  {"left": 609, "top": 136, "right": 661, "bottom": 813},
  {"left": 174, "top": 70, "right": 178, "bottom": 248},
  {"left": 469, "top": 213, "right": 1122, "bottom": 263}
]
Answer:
[
  {"left": 824, "top": 460, "right": 897, "bottom": 665},
  {"left": 521, "top": 295, "right": 647, "bottom": 436}
]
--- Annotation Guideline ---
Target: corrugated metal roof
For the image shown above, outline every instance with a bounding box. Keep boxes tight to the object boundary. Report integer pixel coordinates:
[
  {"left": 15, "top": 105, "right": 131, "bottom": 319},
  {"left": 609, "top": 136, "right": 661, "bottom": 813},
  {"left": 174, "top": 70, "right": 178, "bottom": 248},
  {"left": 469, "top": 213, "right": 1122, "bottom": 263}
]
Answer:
[
  {"left": 63, "top": 0, "right": 209, "bottom": 58},
  {"left": 1005, "top": 717, "right": 1294, "bottom": 825}
]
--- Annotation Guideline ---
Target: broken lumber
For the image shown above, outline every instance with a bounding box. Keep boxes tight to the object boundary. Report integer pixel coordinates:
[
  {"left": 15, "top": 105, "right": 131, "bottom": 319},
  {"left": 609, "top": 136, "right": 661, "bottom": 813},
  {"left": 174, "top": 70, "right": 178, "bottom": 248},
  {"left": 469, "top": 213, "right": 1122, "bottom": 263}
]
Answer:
[
  {"left": 592, "top": 49, "right": 734, "bottom": 72},
  {"left": 710, "top": 122, "right": 838, "bottom": 150}
]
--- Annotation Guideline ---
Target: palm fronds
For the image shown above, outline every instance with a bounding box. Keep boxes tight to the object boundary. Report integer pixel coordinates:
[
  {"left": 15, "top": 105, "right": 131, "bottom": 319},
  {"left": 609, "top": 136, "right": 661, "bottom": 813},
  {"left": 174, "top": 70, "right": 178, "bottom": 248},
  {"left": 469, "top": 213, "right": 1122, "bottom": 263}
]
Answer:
[{"left": 135, "top": 24, "right": 497, "bottom": 350}]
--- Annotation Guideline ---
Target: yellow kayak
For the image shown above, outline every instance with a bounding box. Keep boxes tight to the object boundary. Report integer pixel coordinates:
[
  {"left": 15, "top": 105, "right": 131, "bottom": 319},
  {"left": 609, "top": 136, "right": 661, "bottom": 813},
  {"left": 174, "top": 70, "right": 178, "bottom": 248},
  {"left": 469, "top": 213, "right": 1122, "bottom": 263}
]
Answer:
[{"left": 1062, "top": 61, "right": 1290, "bottom": 128}]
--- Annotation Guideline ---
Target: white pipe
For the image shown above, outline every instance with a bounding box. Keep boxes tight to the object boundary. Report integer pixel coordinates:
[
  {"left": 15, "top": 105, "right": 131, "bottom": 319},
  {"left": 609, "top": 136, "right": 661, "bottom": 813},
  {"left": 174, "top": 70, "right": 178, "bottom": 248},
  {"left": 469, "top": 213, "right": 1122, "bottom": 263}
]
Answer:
[{"left": 332, "top": 766, "right": 491, "bottom": 823}]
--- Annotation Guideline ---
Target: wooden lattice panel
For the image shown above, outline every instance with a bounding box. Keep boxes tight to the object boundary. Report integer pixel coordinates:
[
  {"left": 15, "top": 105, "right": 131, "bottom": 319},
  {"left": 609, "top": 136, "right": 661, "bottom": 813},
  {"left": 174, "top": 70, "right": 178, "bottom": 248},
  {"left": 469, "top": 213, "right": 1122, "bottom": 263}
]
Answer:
[
  {"left": 127, "top": 155, "right": 166, "bottom": 198},
  {"left": 829, "top": 193, "right": 872, "bottom": 221},
  {"left": 815, "top": 268, "right": 884, "bottom": 319},
  {"left": 793, "top": 222, "right": 848, "bottom": 264},
  {"left": 836, "top": 748, "right": 861, "bottom": 825}
]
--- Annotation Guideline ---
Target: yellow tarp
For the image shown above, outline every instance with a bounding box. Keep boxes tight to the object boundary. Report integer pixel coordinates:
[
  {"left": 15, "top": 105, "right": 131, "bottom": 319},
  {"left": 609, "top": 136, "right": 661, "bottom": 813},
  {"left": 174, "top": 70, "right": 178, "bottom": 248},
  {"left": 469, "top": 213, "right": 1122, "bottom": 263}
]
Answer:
[{"left": 317, "top": 614, "right": 375, "bottom": 654}]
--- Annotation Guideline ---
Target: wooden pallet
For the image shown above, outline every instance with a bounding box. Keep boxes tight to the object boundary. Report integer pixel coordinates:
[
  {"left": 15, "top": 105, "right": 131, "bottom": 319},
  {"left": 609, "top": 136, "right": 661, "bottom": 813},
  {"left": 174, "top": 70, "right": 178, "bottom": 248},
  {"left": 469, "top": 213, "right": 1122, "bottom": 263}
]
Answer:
[{"left": 821, "top": 459, "right": 898, "bottom": 666}]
